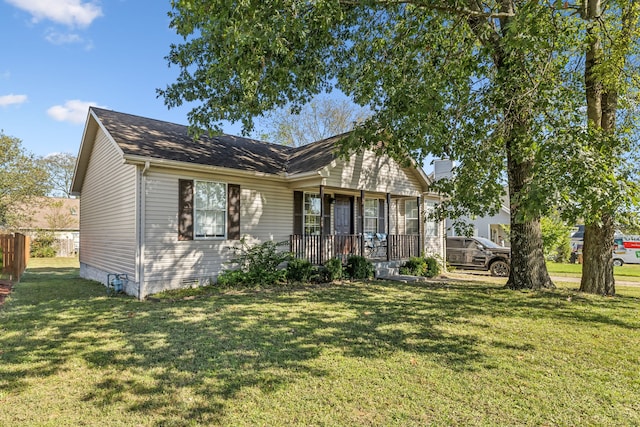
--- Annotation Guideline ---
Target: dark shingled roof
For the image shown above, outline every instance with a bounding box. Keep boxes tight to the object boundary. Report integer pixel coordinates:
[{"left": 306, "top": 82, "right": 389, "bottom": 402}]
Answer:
[{"left": 92, "top": 108, "right": 338, "bottom": 175}]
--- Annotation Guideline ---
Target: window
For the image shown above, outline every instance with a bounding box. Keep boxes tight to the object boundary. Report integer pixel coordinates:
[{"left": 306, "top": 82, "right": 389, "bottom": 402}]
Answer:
[
  {"left": 304, "top": 193, "right": 321, "bottom": 235},
  {"left": 405, "top": 199, "right": 419, "bottom": 235},
  {"left": 424, "top": 201, "right": 439, "bottom": 237},
  {"left": 194, "top": 181, "right": 227, "bottom": 238},
  {"left": 364, "top": 199, "right": 378, "bottom": 234}
]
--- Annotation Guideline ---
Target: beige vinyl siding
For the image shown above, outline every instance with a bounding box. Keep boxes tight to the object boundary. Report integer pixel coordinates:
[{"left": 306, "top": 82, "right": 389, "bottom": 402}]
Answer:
[
  {"left": 325, "top": 150, "right": 423, "bottom": 196},
  {"left": 423, "top": 195, "right": 445, "bottom": 259},
  {"left": 142, "top": 168, "right": 292, "bottom": 294},
  {"left": 79, "top": 128, "right": 137, "bottom": 279}
]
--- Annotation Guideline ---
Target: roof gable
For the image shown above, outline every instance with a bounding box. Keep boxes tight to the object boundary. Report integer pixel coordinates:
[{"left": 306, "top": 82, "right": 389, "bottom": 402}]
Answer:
[{"left": 91, "top": 108, "right": 293, "bottom": 175}]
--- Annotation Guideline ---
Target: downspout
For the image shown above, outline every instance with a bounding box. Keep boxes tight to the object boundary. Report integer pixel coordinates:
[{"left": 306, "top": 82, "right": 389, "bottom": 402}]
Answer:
[{"left": 137, "top": 160, "right": 150, "bottom": 299}]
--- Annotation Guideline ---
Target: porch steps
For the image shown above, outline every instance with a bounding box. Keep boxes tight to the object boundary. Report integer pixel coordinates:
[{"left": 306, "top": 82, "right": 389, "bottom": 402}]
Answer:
[{"left": 373, "top": 260, "right": 402, "bottom": 279}]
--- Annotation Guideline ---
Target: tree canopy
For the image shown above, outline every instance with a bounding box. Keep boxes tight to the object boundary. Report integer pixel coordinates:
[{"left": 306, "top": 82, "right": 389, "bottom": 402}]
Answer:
[
  {"left": 0, "top": 132, "right": 50, "bottom": 229},
  {"left": 256, "top": 96, "right": 369, "bottom": 146},
  {"left": 41, "top": 153, "right": 77, "bottom": 198},
  {"left": 160, "top": 1, "right": 638, "bottom": 290}
]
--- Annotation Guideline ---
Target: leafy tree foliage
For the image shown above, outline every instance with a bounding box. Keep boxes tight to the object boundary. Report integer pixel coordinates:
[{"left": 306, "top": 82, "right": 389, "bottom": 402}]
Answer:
[
  {"left": 540, "top": 215, "right": 573, "bottom": 263},
  {"left": 576, "top": 0, "right": 639, "bottom": 296},
  {"left": 30, "top": 230, "right": 56, "bottom": 258},
  {"left": 41, "top": 153, "right": 76, "bottom": 198},
  {"left": 159, "top": 1, "right": 631, "bottom": 290},
  {"left": 45, "top": 199, "right": 75, "bottom": 230},
  {"left": 0, "top": 132, "right": 50, "bottom": 228},
  {"left": 541, "top": 1, "right": 640, "bottom": 295},
  {"left": 256, "top": 95, "right": 369, "bottom": 146}
]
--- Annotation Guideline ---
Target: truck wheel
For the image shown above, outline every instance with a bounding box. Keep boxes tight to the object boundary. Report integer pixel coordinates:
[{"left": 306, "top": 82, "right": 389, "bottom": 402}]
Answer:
[
  {"left": 490, "top": 260, "right": 510, "bottom": 277},
  {"left": 613, "top": 258, "right": 624, "bottom": 267}
]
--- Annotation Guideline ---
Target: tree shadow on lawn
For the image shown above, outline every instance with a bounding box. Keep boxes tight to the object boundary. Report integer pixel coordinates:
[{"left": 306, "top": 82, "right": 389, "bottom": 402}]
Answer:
[
  {"left": 1, "top": 267, "right": 639, "bottom": 425},
  {"left": 406, "top": 279, "right": 640, "bottom": 329}
]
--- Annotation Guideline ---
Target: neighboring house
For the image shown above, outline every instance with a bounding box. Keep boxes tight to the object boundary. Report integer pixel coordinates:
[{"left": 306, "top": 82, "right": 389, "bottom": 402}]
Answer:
[
  {"left": 432, "top": 159, "right": 510, "bottom": 246},
  {"left": 12, "top": 197, "right": 80, "bottom": 256},
  {"left": 446, "top": 202, "right": 511, "bottom": 247},
  {"left": 71, "top": 108, "right": 443, "bottom": 299}
]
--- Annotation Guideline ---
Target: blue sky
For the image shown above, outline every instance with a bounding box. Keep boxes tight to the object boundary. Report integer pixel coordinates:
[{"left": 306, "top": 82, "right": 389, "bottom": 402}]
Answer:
[{"left": 0, "top": 0, "right": 245, "bottom": 158}]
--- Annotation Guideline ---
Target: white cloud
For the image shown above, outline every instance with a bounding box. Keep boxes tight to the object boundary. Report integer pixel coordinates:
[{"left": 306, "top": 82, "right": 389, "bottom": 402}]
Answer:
[
  {"left": 45, "top": 30, "right": 82, "bottom": 45},
  {"left": 44, "top": 29, "right": 94, "bottom": 49},
  {"left": 47, "top": 100, "right": 106, "bottom": 124},
  {"left": 0, "top": 94, "right": 28, "bottom": 107},
  {"left": 6, "top": 0, "right": 103, "bottom": 28}
]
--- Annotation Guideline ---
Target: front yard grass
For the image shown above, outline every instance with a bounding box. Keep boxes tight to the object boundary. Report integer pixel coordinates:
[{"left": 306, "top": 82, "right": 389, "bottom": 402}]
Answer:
[
  {"left": 1, "top": 258, "right": 639, "bottom": 426},
  {"left": 547, "top": 261, "right": 640, "bottom": 282}
]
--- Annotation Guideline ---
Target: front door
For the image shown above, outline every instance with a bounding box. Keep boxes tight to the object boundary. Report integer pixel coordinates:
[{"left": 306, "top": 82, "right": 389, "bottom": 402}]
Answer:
[{"left": 334, "top": 197, "right": 351, "bottom": 235}]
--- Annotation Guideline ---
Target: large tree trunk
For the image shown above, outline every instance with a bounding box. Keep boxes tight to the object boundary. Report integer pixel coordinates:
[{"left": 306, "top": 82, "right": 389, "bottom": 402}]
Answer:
[
  {"left": 466, "top": 3, "right": 555, "bottom": 291},
  {"left": 507, "top": 218, "right": 555, "bottom": 290},
  {"left": 580, "top": 215, "right": 615, "bottom": 295},
  {"left": 580, "top": 0, "right": 617, "bottom": 296},
  {"left": 505, "top": 149, "right": 554, "bottom": 290}
]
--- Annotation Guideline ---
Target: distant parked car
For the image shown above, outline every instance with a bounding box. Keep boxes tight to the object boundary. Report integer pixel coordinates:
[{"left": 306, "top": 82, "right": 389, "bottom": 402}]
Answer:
[{"left": 446, "top": 236, "right": 511, "bottom": 277}]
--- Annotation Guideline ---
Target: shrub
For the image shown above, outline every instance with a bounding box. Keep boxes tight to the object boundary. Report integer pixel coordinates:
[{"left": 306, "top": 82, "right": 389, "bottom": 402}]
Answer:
[
  {"left": 324, "top": 257, "right": 344, "bottom": 282},
  {"left": 423, "top": 256, "right": 441, "bottom": 278},
  {"left": 554, "top": 240, "right": 572, "bottom": 263},
  {"left": 216, "top": 270, "right": 246, "bottom": 288},
  {"left": 221, "top": 238, "right": 292, "bottom": 287},
  {"left": 286, "top": 258, "right": 314, "bottom": 283},
  {"left": 31, "top": 231, "right": 57, "bottom": 258},
  {"left": 346, "top": 255, "right": 374, "bottom": 280},
  {"left": 400, "top": 256, "right": 441, "bottom": 278},
  {"left": 400, "top": 257, "right": 427, "bottom": 276}
]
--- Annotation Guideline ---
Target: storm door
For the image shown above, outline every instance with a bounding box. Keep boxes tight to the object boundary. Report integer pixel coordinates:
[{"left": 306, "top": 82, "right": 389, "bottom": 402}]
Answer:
[{"left": 334, "top": 197, "right": 352, "bottom": 235}]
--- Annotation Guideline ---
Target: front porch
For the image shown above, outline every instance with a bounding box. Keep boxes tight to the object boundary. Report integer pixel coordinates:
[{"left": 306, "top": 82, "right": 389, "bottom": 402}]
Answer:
[{"left": 289, "top": 233, "right": 421, "bottom": 264}]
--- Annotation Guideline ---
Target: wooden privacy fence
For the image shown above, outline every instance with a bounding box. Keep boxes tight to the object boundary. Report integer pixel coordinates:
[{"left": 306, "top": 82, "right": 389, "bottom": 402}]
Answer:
[{"left": 0, "top": 233, "right": 30, "bottom": 281}]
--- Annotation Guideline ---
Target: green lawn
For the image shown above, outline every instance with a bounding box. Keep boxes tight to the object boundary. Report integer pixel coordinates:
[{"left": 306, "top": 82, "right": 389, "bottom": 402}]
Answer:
[
  {"left": 547, "top": 261, "right": 640, "bottom": 282},
  {"left": 1, "top": 258, "right": 639, "bottom": 426}
]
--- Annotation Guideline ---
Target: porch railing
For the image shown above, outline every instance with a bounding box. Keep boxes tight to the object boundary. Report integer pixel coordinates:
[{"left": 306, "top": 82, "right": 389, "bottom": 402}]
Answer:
[{"left": 289, "top": 234, "right": 420, "bottom": 265}]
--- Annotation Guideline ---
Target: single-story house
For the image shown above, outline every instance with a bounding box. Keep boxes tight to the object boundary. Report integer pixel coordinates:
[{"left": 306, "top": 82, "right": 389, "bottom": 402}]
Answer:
[
  {"left": 10, "top": 197, "right": 80, "bottom": 256},
  {"left": 71, "top": 108, "right": 443, "bottom": 298}
]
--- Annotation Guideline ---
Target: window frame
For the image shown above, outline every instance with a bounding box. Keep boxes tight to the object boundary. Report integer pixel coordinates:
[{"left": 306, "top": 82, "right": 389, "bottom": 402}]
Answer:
[
  {"left": 303, "top": 192, "right": 322, "bottom": 235},
  {"left": 194, "top": 180, "right": 228, "bottom": 239},
  {"left": 363, "top": 198, "right": 379, "bottom": 234},
  {"left": 424, "top": 200, "right": 439, "bottom": 237},
  {"left": 405, "top": 199, "right": 420, "bottom": 235}
]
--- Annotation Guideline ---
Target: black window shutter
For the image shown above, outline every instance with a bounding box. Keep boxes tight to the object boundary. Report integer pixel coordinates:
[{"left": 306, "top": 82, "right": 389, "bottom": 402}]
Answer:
[
  {"left": 355, "top": 196, "right": 361, "bottom": 234},
  {"left": 378, "top": 199, "right": 385, "bottom": 233},
  {"left": 293, "top": 191, "right": 303, "bottom": 235},
  {"left": 349, "top": 196, "right": 355, "bottom": 234},
  {"left": 227, "top": 184, "right": 241, "bottom": 240},
  {"left": 323, "top": 194, "right": 332, "bottom": 235},
  {"left": 178, "top": 179, "right": 194, "bottom": 241}
]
